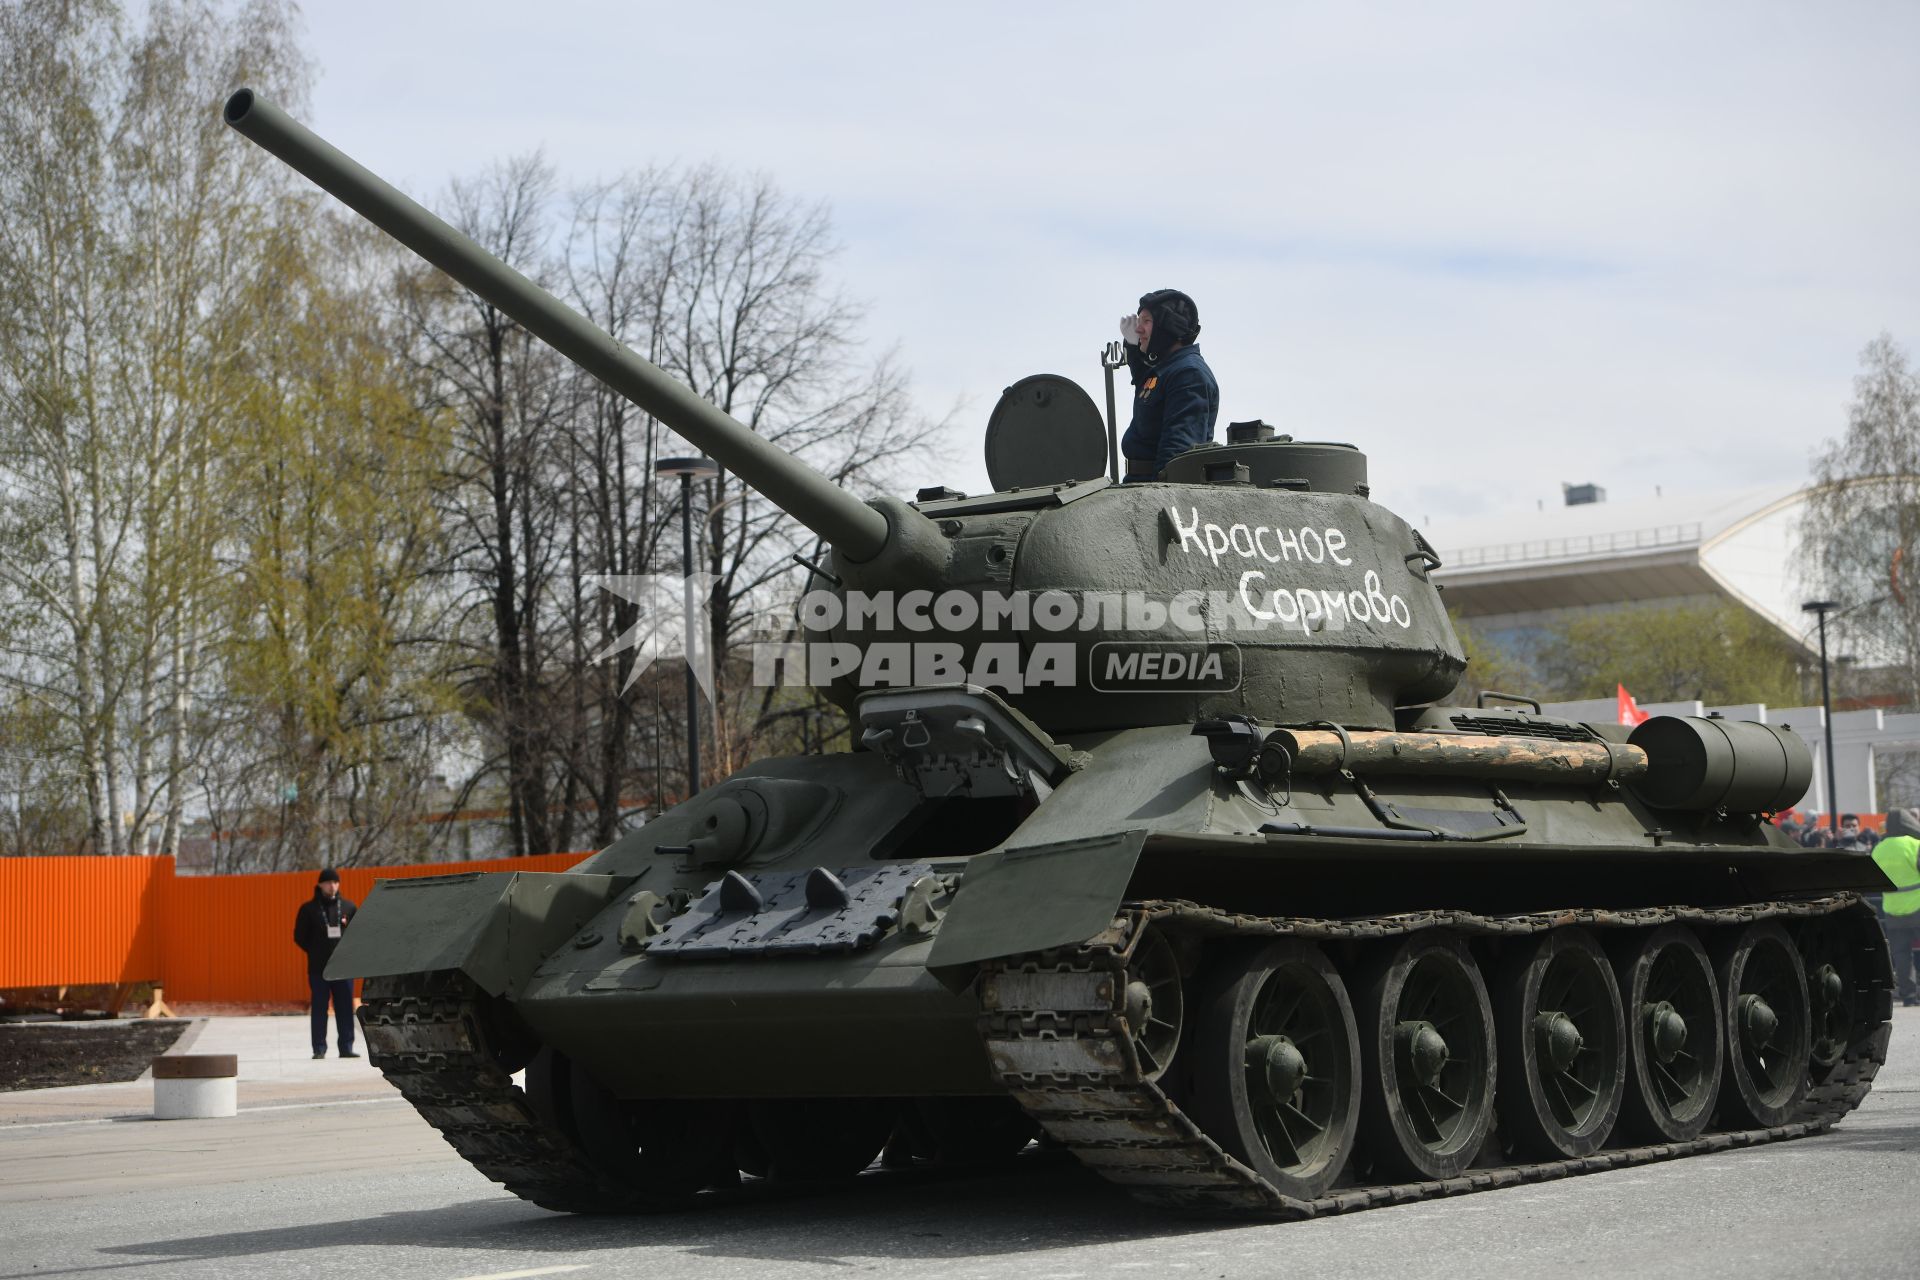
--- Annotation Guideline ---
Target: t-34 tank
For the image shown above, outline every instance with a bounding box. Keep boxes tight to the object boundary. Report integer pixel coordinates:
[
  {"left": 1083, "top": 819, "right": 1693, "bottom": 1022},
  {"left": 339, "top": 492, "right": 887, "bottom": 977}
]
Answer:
[{"left": 226, "top": 90, "right": 1896, "bottom": 1216}]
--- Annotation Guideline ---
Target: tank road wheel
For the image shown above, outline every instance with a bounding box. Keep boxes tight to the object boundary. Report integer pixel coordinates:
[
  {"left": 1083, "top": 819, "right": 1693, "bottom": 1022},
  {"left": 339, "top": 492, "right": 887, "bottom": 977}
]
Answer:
[
  {"left": 1186, "top": 940, "right": 1361, "bottom": 1198},
  {"left": 1803, "top": 941, "right": 1854, "bottom": 1079},
  {"left": 1611, "top": 925, "right": 1724, "bottom": 1143},
  {"left": 522, "top": 1047, "right": 736, "bottom": 1205},
  {"left": 1123, "top": 926, "right": 1186, "bottom": 1082},
  {"left": 1495, "top": 928, "right": 1626, "bottom": 1160},
  {"left": 1796, "top": 908, "right": 1881, "bottom": 1083},
  {"left": 1715, "top": 921, "right": 1812, "bottom": 1128},
  {"left": 749, "top": 1099, "right": 896, "bottom": 1181},
  {"left": 1355, "top": 932, "right": 1496, "bottom": 1181}
]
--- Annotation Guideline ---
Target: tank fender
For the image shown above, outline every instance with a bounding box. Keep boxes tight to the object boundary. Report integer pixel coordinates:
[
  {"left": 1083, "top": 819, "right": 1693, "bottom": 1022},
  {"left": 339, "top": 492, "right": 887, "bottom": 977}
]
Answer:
[
  {"left": 325, "top": 871, "right": 627, "bottom": 996},
  {"left": 927, "top": 829, "right": 1146, "bottom": 982}
]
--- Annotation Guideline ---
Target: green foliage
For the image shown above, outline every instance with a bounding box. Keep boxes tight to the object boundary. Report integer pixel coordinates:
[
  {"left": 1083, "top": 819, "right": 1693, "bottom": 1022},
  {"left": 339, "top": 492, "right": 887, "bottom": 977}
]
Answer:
[
  {"left": 211, "top": 215, "right": 457, "bottom": 865},
  {"left": 0, "top": 690, "right": 92, "bottom": 856},
  {"left": 0, "top": 1, "right": 928, "bottom": 863},
  {"left": 1532, "top": 601, "right": 1804, "bottom": 706},
  {"left": 0, "top": 0, "right": 313, "bottom": 855},
  {"left": 1447, "top": 612, "right": 1537, "bottom": 704},
  {"left": 1804, "top": 333, "right": 1920, "bottom": 708}
]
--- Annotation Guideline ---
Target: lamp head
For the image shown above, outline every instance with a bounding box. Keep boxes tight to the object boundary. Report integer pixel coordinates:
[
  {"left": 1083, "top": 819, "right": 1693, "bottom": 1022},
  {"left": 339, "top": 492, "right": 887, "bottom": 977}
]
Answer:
[{"left": 655, "top": 456, "right": 721, "bottom": 481}]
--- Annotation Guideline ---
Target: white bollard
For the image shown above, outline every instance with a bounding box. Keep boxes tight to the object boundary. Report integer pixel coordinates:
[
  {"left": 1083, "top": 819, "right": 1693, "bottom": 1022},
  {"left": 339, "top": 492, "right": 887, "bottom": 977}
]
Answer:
[{"left": 153, "top": 1054, "right": 238, "bottom": 1119}]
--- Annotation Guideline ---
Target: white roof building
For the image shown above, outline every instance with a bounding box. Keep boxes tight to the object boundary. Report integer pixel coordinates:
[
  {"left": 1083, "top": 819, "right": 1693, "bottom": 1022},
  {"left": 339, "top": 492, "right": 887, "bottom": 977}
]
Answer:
[
  {"left": 1420, "top": 483, "right": 1920, "bottom": 814},
  {"left": 1423, "top": 483, "right": 1817, "bottom": 659}
]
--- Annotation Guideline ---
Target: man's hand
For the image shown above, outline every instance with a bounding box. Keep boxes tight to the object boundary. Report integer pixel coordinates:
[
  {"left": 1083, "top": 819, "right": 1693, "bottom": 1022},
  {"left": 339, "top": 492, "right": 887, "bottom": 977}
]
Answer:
[{"left": 1118, "top": 313, "right": 1141, "bottom": 347}]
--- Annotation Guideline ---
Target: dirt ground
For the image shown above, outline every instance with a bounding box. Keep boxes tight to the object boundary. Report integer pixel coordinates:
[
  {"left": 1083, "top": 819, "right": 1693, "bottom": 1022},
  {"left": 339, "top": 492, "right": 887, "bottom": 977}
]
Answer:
[{"left": 0, "top": 1020, "right": 192, "bottom": 1091}]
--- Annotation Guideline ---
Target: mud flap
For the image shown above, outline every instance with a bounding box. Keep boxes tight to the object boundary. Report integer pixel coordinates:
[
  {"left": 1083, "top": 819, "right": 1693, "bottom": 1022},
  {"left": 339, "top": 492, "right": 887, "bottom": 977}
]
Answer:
[
  {"left": 325, "top": 871, "right": 625, "bottom": 997},
  {"left": 927, "top": 830, "right": 1146, "bottom": 985}
]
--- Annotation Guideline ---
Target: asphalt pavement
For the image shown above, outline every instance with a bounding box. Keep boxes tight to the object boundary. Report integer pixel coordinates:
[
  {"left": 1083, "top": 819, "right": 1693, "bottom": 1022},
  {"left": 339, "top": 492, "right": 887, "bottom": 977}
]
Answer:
[{"left": 1, "top": 1009, "right": 1917, "bottom": 1279}]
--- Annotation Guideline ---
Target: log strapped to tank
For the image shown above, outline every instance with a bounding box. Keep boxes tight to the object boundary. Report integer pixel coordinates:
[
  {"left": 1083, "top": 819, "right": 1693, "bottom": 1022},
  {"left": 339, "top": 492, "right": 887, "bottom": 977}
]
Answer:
[{"left": 1257, "top": 728, "right": 1647, "bottom": 785}]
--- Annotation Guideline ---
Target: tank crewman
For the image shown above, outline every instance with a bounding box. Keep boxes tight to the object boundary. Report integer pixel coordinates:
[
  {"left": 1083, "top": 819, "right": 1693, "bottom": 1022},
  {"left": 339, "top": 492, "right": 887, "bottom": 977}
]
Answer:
[
  {"left": 294, "top": 867, "right": 361, "bottom": 1059},
  {"left": 1117, "top": 289, "right": 1219, "bottom": 480},
  {"left": 1873, "top": 808, "right": 1920, "bottom": 1005}
]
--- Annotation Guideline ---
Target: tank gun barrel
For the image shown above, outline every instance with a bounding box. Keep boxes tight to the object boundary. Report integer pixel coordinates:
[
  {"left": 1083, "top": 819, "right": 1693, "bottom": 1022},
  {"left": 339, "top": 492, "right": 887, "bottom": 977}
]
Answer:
[{"left": 223, "top": 89, "right": 890, "bottom": 562}]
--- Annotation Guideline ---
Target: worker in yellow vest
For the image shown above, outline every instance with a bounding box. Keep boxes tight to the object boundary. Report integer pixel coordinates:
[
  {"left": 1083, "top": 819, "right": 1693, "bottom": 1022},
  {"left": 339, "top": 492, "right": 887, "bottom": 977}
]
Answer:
[{"left": 1873, "top": 809, "right": 1920, "bottom": 1005}]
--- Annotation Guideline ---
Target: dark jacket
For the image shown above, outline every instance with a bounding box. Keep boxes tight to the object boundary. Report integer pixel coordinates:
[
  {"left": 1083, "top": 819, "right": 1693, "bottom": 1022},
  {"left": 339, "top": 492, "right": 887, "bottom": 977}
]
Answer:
[
  {"left": 294, "top": 890, "right": 357, "bottom": 973},
  {"left": 1121, "top": 343, "right": 1219, "bottom": 479}
]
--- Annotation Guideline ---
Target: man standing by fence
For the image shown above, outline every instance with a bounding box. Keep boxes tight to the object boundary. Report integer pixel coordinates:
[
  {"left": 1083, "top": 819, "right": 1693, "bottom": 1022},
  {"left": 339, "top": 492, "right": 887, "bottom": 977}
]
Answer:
[{"left": 293, "top": 869, "right": 359, "bottom": 1059}]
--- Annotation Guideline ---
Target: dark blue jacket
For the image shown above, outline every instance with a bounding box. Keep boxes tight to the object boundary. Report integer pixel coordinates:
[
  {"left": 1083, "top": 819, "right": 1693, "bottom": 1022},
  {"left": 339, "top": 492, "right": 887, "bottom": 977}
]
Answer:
[
  {"left": 1121, "top": 343, "right": 1219, "bottom": 479},
  {"left": 294, "top": 890, "right": 357, "bottom": 974}
]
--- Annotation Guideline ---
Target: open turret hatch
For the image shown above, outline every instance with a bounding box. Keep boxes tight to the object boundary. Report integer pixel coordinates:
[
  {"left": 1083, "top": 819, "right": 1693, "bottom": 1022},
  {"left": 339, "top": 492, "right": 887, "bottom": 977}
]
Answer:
[{"left": 984, "top": 373, "right": 1109, "bottom": 491}]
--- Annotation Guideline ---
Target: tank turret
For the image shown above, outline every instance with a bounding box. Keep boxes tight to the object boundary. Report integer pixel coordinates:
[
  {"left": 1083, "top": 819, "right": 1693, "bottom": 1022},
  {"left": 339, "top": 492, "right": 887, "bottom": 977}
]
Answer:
[{"left": 224, "top": 89, "right": 1462, "bottom": 732}]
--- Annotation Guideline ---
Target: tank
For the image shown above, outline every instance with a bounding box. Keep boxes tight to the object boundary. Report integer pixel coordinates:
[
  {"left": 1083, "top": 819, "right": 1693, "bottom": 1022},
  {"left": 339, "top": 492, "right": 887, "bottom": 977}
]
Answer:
[{"left": 225, "top": 89, "right": 1897, "bottom": 1216}]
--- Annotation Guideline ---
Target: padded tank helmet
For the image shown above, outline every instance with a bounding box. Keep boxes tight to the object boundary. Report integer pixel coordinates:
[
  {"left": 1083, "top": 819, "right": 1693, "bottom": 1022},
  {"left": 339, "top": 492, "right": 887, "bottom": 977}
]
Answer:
[{"left": 1138, "top": 288, "right": 1201, "bottom": 358}]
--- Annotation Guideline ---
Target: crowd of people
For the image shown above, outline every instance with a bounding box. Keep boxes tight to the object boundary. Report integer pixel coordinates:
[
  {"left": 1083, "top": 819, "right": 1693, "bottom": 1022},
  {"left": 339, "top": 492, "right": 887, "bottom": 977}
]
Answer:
[
  {"left": 1786, "top": 809, "right": 1920, "bottom": 1005},
  {"left": 1779, "top": 812, "right": 1881, "bottom": 850}
]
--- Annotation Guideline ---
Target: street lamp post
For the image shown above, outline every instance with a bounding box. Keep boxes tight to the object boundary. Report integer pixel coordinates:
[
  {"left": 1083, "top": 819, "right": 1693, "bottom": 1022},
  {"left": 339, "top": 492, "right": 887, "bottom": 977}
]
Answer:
[
  {"left": 1802, "top": 599, "right": 1842, "bottom": 838},
  {"left": 657, "top": 456, "right": 720, "bottom": 797}
]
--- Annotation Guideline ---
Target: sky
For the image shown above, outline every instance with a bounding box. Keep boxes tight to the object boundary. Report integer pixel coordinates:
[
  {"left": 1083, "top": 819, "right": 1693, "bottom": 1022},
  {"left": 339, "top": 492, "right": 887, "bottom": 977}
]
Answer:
[{"left": 285, "top": 0, "right": 1920, "bottom": 527}]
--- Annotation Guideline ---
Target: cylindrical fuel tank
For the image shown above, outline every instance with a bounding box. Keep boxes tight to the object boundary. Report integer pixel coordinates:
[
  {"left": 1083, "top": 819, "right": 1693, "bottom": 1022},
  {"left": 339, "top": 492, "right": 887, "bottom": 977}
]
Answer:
[{"left": 1626, "top": 716, "right": 1813, "bottom": 813}]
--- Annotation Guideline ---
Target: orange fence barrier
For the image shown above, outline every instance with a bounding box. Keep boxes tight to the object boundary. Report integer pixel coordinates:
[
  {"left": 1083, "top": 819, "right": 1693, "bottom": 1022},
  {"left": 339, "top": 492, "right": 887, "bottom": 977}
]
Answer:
[{"left": 0, "top": 852, "right": 592, "bottom": 1004}]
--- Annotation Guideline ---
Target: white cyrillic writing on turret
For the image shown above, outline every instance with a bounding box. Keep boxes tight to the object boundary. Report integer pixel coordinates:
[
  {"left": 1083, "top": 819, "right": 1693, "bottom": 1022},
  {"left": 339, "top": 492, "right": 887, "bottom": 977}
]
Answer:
[
  {"left": 1167, "top": 506, "right": 1357, "bottom": 571},
  {"left": 1237, "top": 568, "right": 1412, "bottom": 633}
]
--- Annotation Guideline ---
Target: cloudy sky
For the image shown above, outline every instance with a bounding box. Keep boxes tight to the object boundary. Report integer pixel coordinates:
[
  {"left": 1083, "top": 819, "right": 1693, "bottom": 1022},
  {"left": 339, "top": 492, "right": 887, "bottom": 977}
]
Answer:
[{"left": 293, "top": 0, "right": 1919, "bottom": 527}]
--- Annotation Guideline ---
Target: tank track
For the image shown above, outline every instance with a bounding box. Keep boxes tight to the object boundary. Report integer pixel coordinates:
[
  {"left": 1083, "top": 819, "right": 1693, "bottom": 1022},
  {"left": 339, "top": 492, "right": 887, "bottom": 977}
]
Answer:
[
  {"left": 359, "top": 974, "right": 672, "bottom": 1212},
  {"left": 978, "top": 895, "right": 1893, "bottom": 1218},
  {"left": 359, "top": 895, "right": 1890, "bottom": 1217}
]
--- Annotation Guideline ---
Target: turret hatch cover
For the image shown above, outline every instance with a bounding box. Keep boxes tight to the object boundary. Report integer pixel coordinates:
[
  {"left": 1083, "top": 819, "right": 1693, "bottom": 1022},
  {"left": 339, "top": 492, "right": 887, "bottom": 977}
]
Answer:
[{"left": 985, "top": 374, "right": 1108, "bottom": 492}]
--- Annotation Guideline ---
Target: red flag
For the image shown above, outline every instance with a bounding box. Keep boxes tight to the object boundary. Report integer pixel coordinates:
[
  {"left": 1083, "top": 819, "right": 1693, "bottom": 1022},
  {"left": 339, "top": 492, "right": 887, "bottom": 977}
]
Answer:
[{"left": 1617, "top": 683, "right": 1650, "bottom": 726}]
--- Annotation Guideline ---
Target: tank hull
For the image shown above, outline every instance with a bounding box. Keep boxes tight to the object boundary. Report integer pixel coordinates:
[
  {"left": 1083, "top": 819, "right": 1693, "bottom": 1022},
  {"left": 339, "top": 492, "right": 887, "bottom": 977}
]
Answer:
[
  {"left": 337, "top": 715, "right": 1889, "bottom": 1110},
  {"left": 514, "top": 938, "right": 996, "bottom": 1098},
  {"left": 477, "top": 830, "right": 1884, "bottom": 1102}
]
